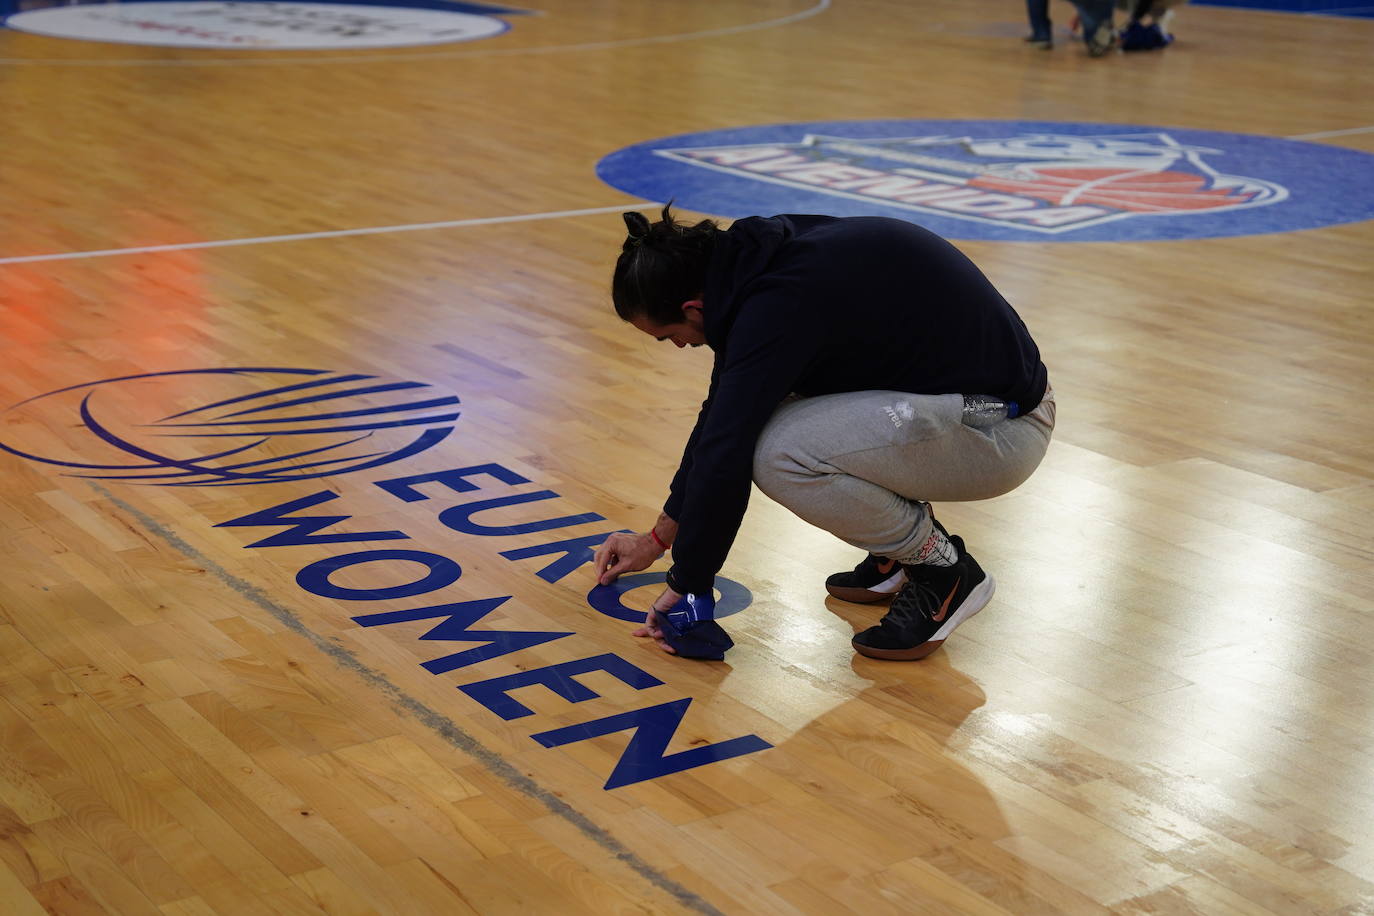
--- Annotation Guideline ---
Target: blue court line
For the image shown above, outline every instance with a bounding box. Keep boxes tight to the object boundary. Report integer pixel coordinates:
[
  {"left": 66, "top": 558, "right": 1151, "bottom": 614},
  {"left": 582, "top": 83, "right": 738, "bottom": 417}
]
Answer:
[
  {"left": 88, "top": 482, "right": 727, "bottom": 916},
  {"left": 1190, "top": 0, "right": 1374, "bottom": 16}
]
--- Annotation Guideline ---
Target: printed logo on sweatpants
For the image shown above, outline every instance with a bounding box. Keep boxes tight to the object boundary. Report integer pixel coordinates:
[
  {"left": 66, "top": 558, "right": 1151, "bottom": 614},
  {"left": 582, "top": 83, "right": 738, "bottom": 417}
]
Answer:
[{"left": 883, "top": 402, "right": 916, "bottom": 428}]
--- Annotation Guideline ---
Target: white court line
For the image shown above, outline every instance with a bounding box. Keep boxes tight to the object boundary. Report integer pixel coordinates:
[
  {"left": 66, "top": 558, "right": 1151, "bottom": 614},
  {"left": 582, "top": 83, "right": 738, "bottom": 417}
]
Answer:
[
  {"left": 0, "top": 204, "right": 641, "bottom": 265},
  {"left": 0, "top": 0, "right": 831, "bottom": 67},
  {"left": 1287, "top": 125, "right": 1374, "bottom": 140}
]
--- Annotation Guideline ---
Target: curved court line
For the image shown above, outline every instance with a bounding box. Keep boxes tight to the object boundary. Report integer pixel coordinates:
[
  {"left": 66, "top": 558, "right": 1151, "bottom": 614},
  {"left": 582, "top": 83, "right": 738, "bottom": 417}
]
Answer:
[
  {"left": 0, "top": 0, "right": 830, "bottom": 67},
  {"left": 88, "top": 482, "right": 727, "bottom": 916},
  {"left": 160, "top": 374, "right": 378, "bottom": 421}
]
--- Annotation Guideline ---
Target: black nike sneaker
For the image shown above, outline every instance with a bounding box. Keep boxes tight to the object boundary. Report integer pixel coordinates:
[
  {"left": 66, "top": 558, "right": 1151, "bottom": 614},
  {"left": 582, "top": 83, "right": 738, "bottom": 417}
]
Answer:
[
  {"left": 851, "top": 536, "right": 995, "bottom": 660},
  {"left": 824, "top": 513, "right": 949, "bottom": 604}
]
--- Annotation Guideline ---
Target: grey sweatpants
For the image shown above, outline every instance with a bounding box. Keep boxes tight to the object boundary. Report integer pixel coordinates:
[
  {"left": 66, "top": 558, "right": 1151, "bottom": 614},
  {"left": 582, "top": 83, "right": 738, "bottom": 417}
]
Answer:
[{"left": 752, "top": 388, "right": 1056, "bottom": 560}]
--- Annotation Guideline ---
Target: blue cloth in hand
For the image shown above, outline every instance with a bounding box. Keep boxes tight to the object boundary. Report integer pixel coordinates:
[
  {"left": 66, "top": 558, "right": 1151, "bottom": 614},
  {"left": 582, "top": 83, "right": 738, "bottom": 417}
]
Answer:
[{"left": 657, "top": 592, "right": 734, "bottom": 661}]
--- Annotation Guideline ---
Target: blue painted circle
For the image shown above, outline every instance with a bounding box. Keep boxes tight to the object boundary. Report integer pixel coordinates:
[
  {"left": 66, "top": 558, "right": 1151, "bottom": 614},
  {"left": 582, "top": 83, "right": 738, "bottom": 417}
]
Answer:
[
  {"left": 587, "top": 573, "right": 753, "bottom": 624},
  {"left": 597, "top": 119, "right": 1374, "bottom": 241}
]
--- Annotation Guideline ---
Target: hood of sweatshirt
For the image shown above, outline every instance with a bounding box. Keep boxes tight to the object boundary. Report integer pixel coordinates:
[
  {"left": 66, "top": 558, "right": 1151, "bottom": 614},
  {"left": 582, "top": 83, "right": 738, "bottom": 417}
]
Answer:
[{"left": 700, "top": 215, "right": 792, "bottom": 349}]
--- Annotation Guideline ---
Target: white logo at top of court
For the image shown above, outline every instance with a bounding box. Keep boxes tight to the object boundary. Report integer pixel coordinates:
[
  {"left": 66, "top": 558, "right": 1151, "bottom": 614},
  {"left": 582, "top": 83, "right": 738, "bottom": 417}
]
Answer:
[
  {"left": 654, "top": 132, "right": 1289, "bottom": 234},
  {"left": 5, "top": 1, "right": 515, "bottom": 50}
]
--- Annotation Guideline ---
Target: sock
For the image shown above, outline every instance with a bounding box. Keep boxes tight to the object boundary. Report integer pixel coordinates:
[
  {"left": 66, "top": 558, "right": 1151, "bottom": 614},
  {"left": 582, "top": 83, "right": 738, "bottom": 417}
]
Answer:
[{"left": 897, "top": 526, "right": 957, "bottom": 567}]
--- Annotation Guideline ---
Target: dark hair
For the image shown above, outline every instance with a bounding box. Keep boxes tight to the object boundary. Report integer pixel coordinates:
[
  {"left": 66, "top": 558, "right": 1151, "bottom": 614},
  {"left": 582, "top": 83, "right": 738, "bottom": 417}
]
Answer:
[{"left": 611, "top": 203, "right": 719, "bottom": 325}]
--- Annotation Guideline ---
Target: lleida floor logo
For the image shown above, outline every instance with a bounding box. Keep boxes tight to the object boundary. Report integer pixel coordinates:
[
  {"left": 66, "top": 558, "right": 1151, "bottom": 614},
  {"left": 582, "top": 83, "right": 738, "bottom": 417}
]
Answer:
[
  {"left": 597, "top": 119, "right": 1374, "bottom": 241},
  {"left": 3, "top": 0, "right": 529, "bottom": 50}
]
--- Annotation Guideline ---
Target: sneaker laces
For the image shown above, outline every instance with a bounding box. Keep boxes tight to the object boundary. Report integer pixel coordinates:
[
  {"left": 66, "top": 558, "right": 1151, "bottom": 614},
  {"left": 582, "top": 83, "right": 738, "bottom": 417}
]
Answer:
[{"left": 886, "top": 577, "right": 942, "bottom": 626}]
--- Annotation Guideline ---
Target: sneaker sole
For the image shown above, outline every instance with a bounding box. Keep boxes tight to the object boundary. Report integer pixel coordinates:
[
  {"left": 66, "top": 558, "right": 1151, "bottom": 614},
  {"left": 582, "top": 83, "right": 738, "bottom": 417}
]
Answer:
[{"left": 851, "top": 574, "right": 996, "bottom": 660}]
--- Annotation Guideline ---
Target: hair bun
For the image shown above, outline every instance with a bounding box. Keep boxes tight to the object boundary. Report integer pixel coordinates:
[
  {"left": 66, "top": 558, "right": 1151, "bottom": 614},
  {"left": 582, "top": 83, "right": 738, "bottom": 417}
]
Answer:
[{"left": 622, "top": 211, "right": 652, "bottom": 249}]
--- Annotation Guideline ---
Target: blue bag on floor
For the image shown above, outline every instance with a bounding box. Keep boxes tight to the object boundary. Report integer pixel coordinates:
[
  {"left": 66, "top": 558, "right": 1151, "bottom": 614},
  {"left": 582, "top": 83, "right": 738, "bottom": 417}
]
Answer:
[{"left": 1120, "top": 20, "right": 1172, "bottom": 50}]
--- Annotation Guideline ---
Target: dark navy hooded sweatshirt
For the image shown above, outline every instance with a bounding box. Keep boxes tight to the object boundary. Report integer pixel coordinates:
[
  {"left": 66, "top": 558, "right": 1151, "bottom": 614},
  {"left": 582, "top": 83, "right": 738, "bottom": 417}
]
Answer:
[{"left": 662, "top": 214, "right": 1047, "bottom": 595}]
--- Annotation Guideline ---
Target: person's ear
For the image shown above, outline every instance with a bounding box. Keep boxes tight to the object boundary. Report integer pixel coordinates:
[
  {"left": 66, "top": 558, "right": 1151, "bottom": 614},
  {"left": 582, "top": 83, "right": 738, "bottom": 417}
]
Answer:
[{"left": 681, "top": 299, "right": 704, "bottom": 318}]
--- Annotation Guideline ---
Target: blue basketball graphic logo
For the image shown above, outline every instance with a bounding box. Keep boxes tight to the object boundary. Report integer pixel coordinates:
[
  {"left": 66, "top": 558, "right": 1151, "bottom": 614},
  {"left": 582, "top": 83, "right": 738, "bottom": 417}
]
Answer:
[
  {"left": 598, "top": 120, "right": 1374, "bottom": 241},
  {"left": 0, "top": 368, "right": 459, "bottom": 486}
]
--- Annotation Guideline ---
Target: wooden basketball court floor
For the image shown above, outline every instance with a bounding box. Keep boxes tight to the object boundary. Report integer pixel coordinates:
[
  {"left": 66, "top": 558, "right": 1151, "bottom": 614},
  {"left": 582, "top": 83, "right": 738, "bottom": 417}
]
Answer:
[{"left": 2, "top": 1, "right": 1374, "bottom": 913}]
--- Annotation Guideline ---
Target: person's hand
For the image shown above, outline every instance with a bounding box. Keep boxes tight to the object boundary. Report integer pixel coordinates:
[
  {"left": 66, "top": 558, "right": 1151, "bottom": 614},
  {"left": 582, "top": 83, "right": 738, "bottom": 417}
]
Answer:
[
  {"left": 593, "top": 531, "right": 663, "bottom": 585},
  {"left": 632, "top": 587, "right": 682, "bottom": 654}
]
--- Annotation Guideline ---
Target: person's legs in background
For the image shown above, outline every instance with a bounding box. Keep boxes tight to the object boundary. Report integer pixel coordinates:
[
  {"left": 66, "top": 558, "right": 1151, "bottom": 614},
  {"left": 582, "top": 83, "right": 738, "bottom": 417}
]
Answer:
[
  {"left": 1025, "top": 0, "right": 1053, "bottom": 47},
  {"left": 1074, "top": 0, "right": 1118, "bottom": 55}
]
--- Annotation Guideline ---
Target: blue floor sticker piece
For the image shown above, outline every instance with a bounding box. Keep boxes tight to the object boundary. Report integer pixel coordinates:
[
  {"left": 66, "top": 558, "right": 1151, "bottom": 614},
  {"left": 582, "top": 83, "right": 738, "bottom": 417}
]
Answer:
[{"left": 598, "top": 120, "right": 1374, "bottom": 242}]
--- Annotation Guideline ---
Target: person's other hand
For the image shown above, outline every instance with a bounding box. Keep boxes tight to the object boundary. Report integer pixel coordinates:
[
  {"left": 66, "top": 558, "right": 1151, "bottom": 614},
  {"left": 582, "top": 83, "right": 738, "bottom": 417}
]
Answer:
[
  {"left": 631, "top": 587, "right": 683, "bottom": 654},
  {"left": 593, "top": 531, "right": 662, "bottom": 585}
]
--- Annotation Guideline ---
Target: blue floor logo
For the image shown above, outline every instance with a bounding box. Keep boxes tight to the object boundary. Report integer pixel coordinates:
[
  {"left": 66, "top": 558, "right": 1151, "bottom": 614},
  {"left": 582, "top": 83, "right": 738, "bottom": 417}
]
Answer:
[
  {"left": 0, "top": 368, "right": 459, "bottom": 486},
  {"left": 598, "top": 120, "right": 1374, "bottom": 241}
]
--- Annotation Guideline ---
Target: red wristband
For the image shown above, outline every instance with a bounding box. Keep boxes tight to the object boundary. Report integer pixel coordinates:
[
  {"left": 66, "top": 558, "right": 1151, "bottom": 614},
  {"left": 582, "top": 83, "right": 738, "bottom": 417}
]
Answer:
[{"left": 649, "top": 528, "right": 671, "bottom": 552}]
